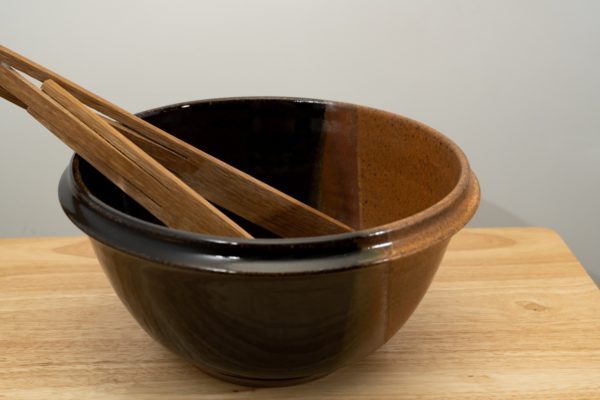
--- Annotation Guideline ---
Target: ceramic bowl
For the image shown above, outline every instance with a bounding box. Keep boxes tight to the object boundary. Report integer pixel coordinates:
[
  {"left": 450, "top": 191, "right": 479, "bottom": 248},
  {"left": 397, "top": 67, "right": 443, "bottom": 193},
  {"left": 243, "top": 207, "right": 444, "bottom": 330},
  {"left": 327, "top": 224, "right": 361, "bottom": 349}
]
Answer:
[{"left": 58, "top": 97, "right": 479, "bottom": 386}]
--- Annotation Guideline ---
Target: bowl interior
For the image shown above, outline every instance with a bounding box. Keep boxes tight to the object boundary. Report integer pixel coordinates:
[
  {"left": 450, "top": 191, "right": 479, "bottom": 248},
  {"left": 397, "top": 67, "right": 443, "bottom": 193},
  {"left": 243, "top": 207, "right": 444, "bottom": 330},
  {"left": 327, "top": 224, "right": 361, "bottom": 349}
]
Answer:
[{"left": 79, "top": 98, "right": 462, "bottom": 238}]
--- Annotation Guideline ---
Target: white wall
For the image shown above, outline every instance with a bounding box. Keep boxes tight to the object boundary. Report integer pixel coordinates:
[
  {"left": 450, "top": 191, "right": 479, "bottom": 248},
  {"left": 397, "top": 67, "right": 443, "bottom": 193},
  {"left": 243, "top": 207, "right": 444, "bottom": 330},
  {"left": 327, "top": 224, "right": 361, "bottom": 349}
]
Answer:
[{"left": 1, "top": 0, "right": 598, "bottom": 283}]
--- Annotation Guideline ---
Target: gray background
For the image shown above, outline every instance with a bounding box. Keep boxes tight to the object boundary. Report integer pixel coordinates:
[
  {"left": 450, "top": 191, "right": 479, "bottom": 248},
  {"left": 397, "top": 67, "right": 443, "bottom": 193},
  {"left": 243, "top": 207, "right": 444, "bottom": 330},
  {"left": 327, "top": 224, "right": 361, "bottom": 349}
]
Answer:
[{"left": 1, "top": 0, "right": 598, "bottom": 283}]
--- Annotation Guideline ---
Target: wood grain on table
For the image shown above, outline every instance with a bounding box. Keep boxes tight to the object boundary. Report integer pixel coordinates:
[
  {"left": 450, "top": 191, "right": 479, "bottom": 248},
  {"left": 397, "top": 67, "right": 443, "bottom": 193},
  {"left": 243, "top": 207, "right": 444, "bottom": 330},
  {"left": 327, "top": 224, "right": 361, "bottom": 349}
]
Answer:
[{"left": 0, "top": 228, "right": 599, "bottom": 399}]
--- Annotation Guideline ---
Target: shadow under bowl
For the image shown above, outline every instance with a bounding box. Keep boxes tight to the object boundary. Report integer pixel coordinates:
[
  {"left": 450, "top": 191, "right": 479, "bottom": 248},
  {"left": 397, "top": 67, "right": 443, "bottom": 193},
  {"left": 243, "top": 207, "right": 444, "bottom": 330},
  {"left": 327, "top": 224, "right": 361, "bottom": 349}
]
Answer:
[{"left": 58, "top": 97, "right": 480, "bottom": 386}]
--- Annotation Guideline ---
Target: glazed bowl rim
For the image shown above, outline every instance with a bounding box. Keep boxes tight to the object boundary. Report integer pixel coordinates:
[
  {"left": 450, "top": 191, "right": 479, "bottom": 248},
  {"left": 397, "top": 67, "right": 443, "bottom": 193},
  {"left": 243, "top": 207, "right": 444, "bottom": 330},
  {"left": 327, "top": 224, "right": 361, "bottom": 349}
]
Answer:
[{"left": 61, "top": 96, "right": 480, "bottom": 272}]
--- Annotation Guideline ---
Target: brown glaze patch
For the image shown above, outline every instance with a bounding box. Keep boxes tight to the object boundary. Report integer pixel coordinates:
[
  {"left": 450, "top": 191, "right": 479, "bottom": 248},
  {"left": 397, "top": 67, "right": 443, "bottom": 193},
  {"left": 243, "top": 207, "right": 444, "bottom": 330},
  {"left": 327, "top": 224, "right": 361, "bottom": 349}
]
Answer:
[
  {"left": 385, "top": 239, "right": 450, "bottom": 340},
  {"left": 355, "top": 108, "right": 462, "bottom": 228}
]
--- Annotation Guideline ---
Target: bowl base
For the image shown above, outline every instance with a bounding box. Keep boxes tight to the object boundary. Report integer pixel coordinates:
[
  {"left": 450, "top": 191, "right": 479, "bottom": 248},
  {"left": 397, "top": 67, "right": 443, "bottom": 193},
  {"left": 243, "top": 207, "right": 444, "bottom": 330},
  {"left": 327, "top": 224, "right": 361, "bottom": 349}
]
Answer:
[{"left": 202, "top": 368, "right": 329, "bottom": 387}]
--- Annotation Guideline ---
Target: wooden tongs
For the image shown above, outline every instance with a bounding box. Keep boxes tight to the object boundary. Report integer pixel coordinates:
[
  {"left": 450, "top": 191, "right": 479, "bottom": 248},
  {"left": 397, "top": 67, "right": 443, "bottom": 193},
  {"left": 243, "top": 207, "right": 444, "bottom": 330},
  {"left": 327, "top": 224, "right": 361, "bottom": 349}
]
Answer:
[{"left": 0, "top": 46, "right": 352, "bottom": 238}]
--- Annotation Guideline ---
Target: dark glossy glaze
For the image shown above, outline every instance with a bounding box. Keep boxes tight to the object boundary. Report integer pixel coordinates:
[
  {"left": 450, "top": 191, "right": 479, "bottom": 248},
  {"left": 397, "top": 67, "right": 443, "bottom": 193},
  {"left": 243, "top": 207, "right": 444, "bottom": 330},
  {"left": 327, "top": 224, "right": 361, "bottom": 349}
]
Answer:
[{"left": 58, "top": 97, "right": 480, "bottom": 386}]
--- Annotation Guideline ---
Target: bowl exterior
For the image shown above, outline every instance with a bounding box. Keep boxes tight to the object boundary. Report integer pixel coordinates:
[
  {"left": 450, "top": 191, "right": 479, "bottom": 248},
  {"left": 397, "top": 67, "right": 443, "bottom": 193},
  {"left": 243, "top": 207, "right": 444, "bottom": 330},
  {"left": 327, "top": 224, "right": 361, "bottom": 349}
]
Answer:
[{"left": 90, "top": 237, "right": 449, "bottom": 386}]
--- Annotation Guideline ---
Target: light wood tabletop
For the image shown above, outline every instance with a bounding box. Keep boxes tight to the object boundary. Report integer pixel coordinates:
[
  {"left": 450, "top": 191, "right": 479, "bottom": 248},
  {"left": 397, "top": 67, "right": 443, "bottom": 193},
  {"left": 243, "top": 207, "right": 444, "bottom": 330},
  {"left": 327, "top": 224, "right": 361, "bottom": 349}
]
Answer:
[{"left": 0, "top": 227, "right": 599, "bottom": 399}]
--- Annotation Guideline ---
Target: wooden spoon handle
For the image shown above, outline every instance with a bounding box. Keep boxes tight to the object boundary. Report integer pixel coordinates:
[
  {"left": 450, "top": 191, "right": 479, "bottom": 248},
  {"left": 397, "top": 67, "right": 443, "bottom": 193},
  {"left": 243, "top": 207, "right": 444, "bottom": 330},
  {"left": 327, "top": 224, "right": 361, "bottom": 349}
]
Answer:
[
  {"left": 0, "top": 65, "right": 252, "bottom": 238},
  {"left": 0, "top": 45, "right": 353, "bottom": 237},
  {"left": 0, "top": 83, "right": 26, "bottom": 108}
]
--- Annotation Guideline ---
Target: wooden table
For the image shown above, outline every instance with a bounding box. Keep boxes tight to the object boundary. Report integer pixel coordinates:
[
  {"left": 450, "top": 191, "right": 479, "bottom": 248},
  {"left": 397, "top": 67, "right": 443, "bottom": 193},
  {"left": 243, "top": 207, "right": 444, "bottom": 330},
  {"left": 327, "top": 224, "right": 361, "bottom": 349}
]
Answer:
[{"left": 1, "top": 228, "right": 599, "bottom": 399}]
